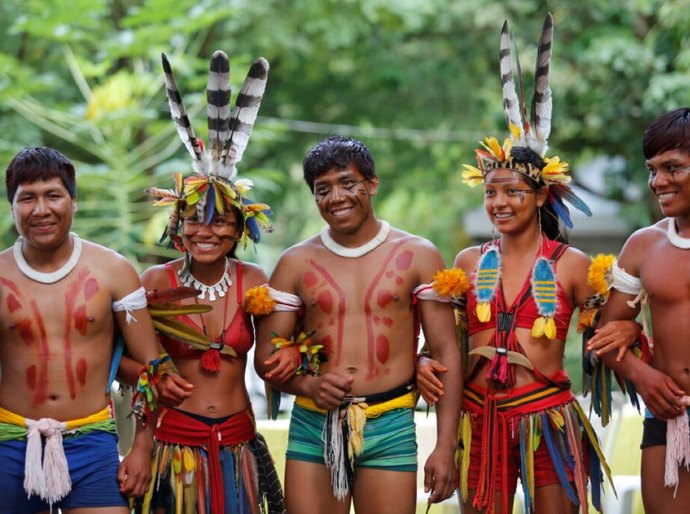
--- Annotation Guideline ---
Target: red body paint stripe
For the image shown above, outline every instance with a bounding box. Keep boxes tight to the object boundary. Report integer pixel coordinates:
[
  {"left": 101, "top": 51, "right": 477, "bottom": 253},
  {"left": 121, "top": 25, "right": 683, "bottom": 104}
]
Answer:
[{"left": 308, "top": 260, "right": 346, "bottom": 366}]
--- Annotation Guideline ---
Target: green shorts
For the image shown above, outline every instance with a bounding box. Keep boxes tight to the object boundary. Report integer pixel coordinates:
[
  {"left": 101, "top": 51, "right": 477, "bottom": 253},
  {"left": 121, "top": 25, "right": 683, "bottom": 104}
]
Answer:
[{"left": 286, "top": 403, "right": 418, "bottom": 471}]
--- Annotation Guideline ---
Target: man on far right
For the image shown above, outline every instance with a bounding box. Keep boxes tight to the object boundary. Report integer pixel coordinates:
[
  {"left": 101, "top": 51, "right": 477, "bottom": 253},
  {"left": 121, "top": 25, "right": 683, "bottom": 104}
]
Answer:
[{"left": 589, "top": 107, "right": 690, "bottom": 513}]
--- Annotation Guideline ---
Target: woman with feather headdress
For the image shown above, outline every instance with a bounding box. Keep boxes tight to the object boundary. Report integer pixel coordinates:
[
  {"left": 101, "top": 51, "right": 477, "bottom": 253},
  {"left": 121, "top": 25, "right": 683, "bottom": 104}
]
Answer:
[
  {"left": 417, "top": 14, "right": 642, "bottom": 514},
  {"left": 131, "top": 50, "right": 285, "bottom": 514}
]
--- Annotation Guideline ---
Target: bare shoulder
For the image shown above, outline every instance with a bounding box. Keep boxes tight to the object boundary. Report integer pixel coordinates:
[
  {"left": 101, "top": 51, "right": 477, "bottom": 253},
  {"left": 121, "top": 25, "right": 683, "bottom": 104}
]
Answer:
[
  {"left": 560, "top": 246, "right": 591, "bottom": 270},
  {"left": 236, "top": 259, "right": 268, "bottom": 288},
  {"left": 141, "top": 259, "right": 180, "bottom": 290},
  {"left": 80, "top": 240, "right": 142, "bottom": 295},
  {"left": 453, "top": 245, "right": 482, "bottom": 274},
  {"left": 617, "top": 221, "right": 666, "bottom": 272},
  {"left": 388, "top": 226, "right": 440, "bottom": 254},
  {"left": 269, "top": 235, "right": 320, "bottom": 290}
]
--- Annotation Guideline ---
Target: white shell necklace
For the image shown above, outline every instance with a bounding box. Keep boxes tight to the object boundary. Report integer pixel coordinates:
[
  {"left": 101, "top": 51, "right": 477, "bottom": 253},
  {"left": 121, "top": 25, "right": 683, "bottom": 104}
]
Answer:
[
  {"left": 13, "top": 233, "right": 82, "bottom": 284},
  {"left": 178, "top": 258, "right": 233, "bottom": 301},
  {"left": 320, "top": 220, "right": 391, "bottom": 258},
  {"left": 666, "top": 218, "right": 690, "bottom": 249}
]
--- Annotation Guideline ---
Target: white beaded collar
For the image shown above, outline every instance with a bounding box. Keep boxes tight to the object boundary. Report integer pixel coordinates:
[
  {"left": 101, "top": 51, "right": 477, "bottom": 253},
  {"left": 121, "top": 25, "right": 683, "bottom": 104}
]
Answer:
[
  {"left": 13, "top": 233, "right": 82, "bottom": 284},
  {"left": 320, "top": 221, "right": 391, "bottom": 258}
]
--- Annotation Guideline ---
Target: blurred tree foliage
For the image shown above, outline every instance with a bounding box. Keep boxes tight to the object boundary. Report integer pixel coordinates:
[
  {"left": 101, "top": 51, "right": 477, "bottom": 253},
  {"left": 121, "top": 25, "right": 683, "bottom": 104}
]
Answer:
[
  {"left": 1, "top": 0, "right": 689, "bottom": 270},
  {"left": 1, "top": 0, "right": 689, "bottom": 389}
]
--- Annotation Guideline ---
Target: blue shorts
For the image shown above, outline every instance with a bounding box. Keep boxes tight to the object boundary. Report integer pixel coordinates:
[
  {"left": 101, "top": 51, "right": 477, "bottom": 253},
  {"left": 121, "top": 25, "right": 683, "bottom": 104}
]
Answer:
[
  {"left": 0, "top": 430, "right": 127, "bottom": 514},
  {"left": 286, "top": 404, "right": 418, "bottom": 471}
]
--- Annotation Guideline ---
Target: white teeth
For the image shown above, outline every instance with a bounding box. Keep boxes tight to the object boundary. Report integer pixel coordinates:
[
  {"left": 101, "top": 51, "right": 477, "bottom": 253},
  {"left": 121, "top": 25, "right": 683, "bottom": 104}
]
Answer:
[
  {"left": 196, "top": 243, "right": 216, "bottom": 249},
  {"left": 494, "top": 213, "right": 512, "bottom": 218},
  {"left": 658, "top": 193, "right": 675, "bottom": 199}
]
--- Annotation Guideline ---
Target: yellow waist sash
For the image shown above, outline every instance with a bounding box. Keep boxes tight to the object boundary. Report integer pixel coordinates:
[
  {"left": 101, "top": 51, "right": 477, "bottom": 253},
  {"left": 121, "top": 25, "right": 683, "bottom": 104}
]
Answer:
[
  {"left": 0, "top": 405, "right": 112, "bottom": 430},
  {"left": 295, "top": 390, "right": 417, "bottom": 417}
]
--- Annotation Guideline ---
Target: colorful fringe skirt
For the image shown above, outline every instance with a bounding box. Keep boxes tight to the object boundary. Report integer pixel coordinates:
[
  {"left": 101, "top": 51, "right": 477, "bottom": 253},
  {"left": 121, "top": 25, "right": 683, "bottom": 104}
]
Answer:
[
  {"left": 459, "top": 376, "right": 612, "bottom": 513},
  {"left": 137, "top": 407, "right": 285, "bottom": 514}
]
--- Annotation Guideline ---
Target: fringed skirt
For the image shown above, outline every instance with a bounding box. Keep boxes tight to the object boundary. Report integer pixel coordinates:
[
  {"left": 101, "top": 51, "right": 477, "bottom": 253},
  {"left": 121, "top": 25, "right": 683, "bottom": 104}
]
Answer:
[
  {"left": 137, "top": 408, "right": 285, "bottom": 514},
  {"left": 459, "top": 377, "right": 612, "bottom": 514}
]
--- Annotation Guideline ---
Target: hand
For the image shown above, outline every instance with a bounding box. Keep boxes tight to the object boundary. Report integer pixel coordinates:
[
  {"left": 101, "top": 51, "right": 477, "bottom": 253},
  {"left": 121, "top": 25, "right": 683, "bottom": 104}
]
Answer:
[
  {"left": 156, "top": 374, "right": 193, "bottom": 407},
  {"left": 423, "top": 446, "right": 459, "bottom": 504},
  {"left": 264, "top": 346, "right": 302, "bottom": 383},
  {"left": 586, "top": 320, "right": 641, "bottom": 362},
  {"left": 635, "top": 366, "right": 687, "bottom": 420},
  {"left": 308, "top": 373, "right": 354, "bottom": 410},
  {"left": 416, "top": 357, "right": 447, "bottom": 405},
  {"left": 117, "top": 442, "right": 152, "bottom": 497}
]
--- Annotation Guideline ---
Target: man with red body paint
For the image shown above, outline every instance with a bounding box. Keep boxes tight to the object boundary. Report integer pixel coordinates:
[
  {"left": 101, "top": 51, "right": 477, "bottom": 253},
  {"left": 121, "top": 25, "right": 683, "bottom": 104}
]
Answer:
[
  {"left": 0, "top": 147, "right": 163, "bottom": 514},
  {"left": 254, "top": 136, "right": 462, "bottom": 514}
]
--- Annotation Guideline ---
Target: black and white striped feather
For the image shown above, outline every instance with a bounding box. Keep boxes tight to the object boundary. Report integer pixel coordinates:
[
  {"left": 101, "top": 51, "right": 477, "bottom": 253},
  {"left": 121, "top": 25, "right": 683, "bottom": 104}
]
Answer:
[
  {"left": 161, "top": 53, "right": 203, "bottom": 165},
  {"left": 207, "top": 50, "right": 231, "bottom": 163},
  {"left": 529, "top": 13, "right": 554, "bottom": 155},
  {"left": 499, "top": 20, "right": 524, "bottom": 142},
  {"left": 220, "top": 57, "right": 270, "bottom": 179}
]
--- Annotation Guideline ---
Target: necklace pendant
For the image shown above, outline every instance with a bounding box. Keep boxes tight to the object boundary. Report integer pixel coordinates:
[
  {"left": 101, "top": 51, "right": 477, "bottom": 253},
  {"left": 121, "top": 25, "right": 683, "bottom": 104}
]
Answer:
[{"left": 178, "top": 257, "right": 233, "bottom": 302}]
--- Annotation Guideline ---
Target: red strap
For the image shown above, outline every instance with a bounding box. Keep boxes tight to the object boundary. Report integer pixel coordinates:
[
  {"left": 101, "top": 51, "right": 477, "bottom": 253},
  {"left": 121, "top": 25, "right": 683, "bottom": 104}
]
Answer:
[{"left": 164, "top": 262, "right": 178, "bottom": 286}]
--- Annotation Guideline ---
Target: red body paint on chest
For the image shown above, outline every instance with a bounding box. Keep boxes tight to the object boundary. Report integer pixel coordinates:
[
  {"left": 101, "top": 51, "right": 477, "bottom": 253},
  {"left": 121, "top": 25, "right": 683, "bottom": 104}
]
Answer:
[
  {"left": 26, "top": 365, "right": 37, "bottom": 391},
  {"left": 84, "top": 278, "right": 99, "bottom": 300},
  {"left": 63, "top": 270, "right": 91, "bottom": 399},
  {"left": 308, "top": 260, "right": 346, "bottom": 365},
  {"left": 6, "top": 294, "right": 21, "bottom": 314},
  {"left": 377, "top": 289, "right": 394, "bottom": 308},
  {"left": 376, "top": 334, "right": 390, "bottom": 363},
  {"left": 304, "top": 272, "right": 318, "bottom": 288},
  {"left": 317, "top": 291, "right": 333, "bottom": 314},
  {"left": 17, "top": 318, "right": 35, "bottom": 346},
  {"left": 74, "top": 305, "right": 88, "bottom": 335},
  {"left": 363, "top": 238, "right": 411, "bottom": 378},
  {"left": 29, "top": 299, "right": 50, "bottom": 404},
  {"left": 395, "top": 250, "right": 413, "bottom": 270},
  {"left": 320, "top": 335, "right": 333, "bottom": 354},
  {"left": 76, "top": 358, "right": 87, "bottom": 386}
]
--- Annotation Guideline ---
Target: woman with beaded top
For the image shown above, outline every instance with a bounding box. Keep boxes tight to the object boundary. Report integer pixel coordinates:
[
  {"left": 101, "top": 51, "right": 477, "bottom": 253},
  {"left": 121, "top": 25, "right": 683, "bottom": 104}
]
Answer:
[
  {"left": 134, "top": 50, "right": 285, "bottom": 514},
  {"left": 417, "top": 14, "right": 641, "bottom": 514}
]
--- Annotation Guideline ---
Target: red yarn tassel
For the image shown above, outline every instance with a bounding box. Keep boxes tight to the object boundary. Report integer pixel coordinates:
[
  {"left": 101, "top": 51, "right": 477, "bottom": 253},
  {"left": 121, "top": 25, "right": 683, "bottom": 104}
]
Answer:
[
  {"left": 487, "top": 350, "right": 511, "bottom": 389},
  {"left": 201, "top": 349, "right": 221, "bottom": 372}
]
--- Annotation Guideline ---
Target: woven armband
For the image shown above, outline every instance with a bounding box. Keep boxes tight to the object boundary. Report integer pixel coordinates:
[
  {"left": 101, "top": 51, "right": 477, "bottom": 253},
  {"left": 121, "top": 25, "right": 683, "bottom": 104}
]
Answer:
[
  {"left": 131, "top": 352, "right": 178, "bottom": 424},
  {"left": 244, "top": 285, "right": 303, "bottom": 315},
  {"left": 271, "top": 331, "right": 324, "bottom": 376}
]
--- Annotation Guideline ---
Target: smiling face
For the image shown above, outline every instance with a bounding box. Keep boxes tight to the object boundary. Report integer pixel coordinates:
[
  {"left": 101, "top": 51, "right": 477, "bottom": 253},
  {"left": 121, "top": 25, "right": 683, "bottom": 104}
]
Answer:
[
  {"left": 12, "top": 177, "right": 76, "bottom": 252},
  {"left": 483, "top": 168, "right": 547, "bottom": 235},
  {"left": 312, "top": 165, "right": 379, "bottom": 235},
  {"left": 180, "top": 209, "right": 240, "bottom": 265},
  {"left": 646, "top": 148, "right": 690, "bottom": 218}
]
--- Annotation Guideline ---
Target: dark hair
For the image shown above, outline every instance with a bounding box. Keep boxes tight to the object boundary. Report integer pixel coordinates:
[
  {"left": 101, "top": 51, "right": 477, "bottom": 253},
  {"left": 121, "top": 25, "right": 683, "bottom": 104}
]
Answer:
[
  {"left": 5, "top": 147, "right": 77, "bottom": 203},
  {"left": 303, "top": 135, "right": 376, "bottom": 192},
  {"left": 643, "top": 108, "right": 690, "bottom": 160},
  {"left": 508, "top": 146, "right": 568, "bottom": 243}
]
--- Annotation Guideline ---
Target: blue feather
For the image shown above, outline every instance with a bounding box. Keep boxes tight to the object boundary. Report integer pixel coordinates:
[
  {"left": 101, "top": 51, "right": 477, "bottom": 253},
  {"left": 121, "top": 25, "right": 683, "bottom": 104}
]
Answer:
[
  {"left": 540, "top": 412, "right": 579, "bottom": 506},
  {"left": 549, "top": 193, "right": 574, "bottom": 229},
  {"left": 246, "top": 216, "right": 261, "bottom": 243},
  {"left": 532, "top": 258, "right": 557, "bottom": 316},
  {"left": 476, "top": 248, "right": 500, "bottom": 302},
  {"left": 222, "top": 447, "right": 239, "bottom": 514},
  {"left": 553, "top": 184, "right": 592, "bottom": 217},
  {"left": 589, "top": 441, "right": 603, "bottom": 511},
  {"left": 106, "top": 336, "right": 125, "bottom": 393}
]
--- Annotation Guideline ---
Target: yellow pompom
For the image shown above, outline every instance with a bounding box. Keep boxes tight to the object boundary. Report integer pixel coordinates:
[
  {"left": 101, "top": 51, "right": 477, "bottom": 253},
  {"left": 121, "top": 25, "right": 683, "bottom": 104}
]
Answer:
[
  {"left": 531, "top": 316, "right": 546, "bottom": 338},
  {"left": 243, "top": 285, "right": 276, "bottom": 315},
  {"left": 587, "top": 254, "right": 616, "bottom": 297},
  {"left": 432, "top": 268, "right": 470, "bottom": 297},
  {"left": 476, "top": 302, "right": 492, "bottom": 323},
  {"left": 544, "top": 317, "right": 557, "bottom": 340}
]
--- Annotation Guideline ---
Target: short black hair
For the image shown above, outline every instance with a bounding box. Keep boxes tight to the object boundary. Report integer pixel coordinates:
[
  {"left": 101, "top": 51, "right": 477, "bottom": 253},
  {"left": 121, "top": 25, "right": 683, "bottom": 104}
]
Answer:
[
  {"left": 303, "top": 135, "right": 376, "bottom": 192},
  {"left": 5, "top": 146, "right": 77, "bottom": 203},
  {"left": 643, "top": 108, "right": 690, "bottom": 160}
]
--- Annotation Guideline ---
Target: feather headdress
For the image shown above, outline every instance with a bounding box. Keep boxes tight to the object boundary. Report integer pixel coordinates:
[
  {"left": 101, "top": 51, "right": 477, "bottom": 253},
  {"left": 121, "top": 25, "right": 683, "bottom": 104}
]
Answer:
[
  {"left": 461, "top": 13, "right": 591, "bottom": 228},
  {"left": 148, "top": 50, "right": 272, "bottom": 250}
]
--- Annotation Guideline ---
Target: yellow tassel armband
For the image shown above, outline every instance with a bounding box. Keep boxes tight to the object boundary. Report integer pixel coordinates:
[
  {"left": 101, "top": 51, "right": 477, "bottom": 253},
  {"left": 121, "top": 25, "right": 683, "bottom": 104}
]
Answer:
[{"left": 243, "top": 285, "right": 276, "bottom": 316}]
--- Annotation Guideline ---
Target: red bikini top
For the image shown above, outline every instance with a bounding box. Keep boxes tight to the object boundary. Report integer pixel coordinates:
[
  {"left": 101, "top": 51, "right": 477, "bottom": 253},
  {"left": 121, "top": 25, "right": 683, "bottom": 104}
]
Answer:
[
  {"left": 159, "top": 261, "right": 254, "bottom": 359},
  {"left": 465, "top": 239, "right": 575, "bottom": 341}
]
